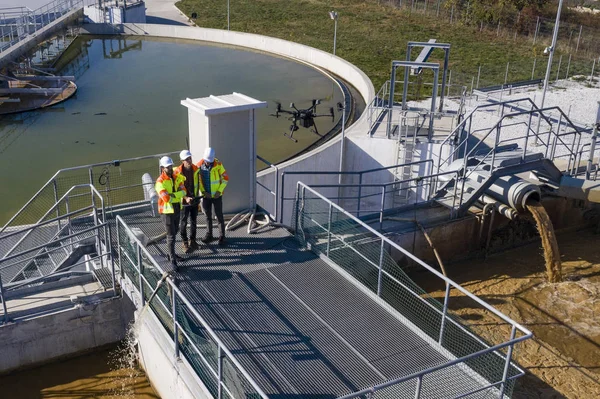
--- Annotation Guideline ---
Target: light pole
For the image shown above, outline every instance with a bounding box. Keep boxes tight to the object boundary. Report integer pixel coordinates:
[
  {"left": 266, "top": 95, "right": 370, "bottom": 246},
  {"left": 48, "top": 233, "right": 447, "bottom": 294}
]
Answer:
[
  {"left": 329, "top": 11, "right": 338, "bottom": 56},
  {"left": 535, "top": 0, "right": 564, "bottom": 145},
  {"left": 227, "top": 0, "right": 230, "bottom": 30}
]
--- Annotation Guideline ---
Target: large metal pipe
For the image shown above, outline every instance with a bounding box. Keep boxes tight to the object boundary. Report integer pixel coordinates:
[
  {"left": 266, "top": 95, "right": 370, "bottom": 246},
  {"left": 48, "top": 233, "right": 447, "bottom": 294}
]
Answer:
[{"left": 483, "top": 174, "right": 541, "bottom": 212}]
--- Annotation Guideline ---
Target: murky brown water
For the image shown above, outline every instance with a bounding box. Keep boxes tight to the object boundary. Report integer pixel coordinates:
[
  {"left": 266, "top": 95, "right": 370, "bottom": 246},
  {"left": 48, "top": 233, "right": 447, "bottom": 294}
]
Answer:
[
  {"left": 411, "top": 227, "right": 600, "bottom": 398},
  {"left": 0, "top": 343, "right": 159, "bottom": 399},
  {"left": 526, "top": 200, "right": 562, "bottom": 283}
]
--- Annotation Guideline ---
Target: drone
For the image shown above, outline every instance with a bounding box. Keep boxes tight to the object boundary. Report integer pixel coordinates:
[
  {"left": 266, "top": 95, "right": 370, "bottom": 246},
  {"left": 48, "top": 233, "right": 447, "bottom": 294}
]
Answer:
[{"left": 270, "top": 99, "right": 334, "bottom": 142}]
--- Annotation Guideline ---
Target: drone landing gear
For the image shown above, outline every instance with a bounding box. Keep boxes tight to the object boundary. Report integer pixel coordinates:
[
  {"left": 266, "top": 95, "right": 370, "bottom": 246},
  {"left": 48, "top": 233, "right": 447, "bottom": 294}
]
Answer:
[{"left": 284, "top": 125, "right": 299, "bottom": 143}]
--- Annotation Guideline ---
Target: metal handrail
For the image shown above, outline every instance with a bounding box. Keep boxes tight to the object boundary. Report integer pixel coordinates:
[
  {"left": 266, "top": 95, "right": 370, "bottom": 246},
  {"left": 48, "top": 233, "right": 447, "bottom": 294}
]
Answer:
[
  {"left": 1, "top": 184, "right": 104, "bottom": 260},
  {"left": 256, "top": 155, "right": 279, "bottom": 221},
  {"left": 296, "top": 182, "right": 531, "bottom": 332},
  {"left": 1, "top": 151, "right": 178, "bottom": 235},
  {"left": 116, "top": 216, "right": 270, "bottom": 399},
  {"left": 296, "top": 181, "right": 531, "bottom": 398},
  {"left": 460, "top": 106, "right": 583, "bottom": 187}
]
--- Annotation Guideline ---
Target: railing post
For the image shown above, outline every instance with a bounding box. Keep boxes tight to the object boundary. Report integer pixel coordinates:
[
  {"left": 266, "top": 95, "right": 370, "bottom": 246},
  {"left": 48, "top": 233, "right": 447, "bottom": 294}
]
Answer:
[
  {"left": 377, "top": 237, "right": 385, "bottom": 296},
  {"left": 279, "top": 173, "right": 285, "bottom": 224},
  {"left": 217, "top": 345, "right": 223, "bottom": 399},
  {"left": 326, "top": 202, "right": 333, "bottom": 257},
  {"left": 172, "top": 288, "right": 180, "bottom": 360},
  {"left": 53, "top": 179, "right": 60, "bottom": 233},
  {"left": 499, "top": 325, "right": 517, "bottom": 398},
  {"left": 137, "top": 245, "right": 144, "bottom": 306},
  {"left": 438, "top": 282, "right": 451, "bottom": 345},
  {"left": 357, "top": 174, "right": 363, "bottom": 217},
  {"left": 414, "top": 375, "right": 423, "bottom": 398},
  {"left": 117, "top": 219, "right": 123, "bottom": 279},
  {"left": 0, "top": 275, "right": 8, "bottom": 324},
  {"left": 523, "top": 106, "right": 534, "bottom": 160},
  {"left": 587, "top": 111, "right": 599, "bottom": 179},
  {"left": 379, "top": 186, "right": 386, "bottom": 231}
]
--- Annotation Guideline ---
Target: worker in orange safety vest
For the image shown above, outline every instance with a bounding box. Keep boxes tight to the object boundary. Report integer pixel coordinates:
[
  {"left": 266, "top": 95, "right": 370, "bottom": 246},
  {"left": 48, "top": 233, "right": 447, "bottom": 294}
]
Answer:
[{"left": 155, "top": 156, "right": 191, "bottom": 270}]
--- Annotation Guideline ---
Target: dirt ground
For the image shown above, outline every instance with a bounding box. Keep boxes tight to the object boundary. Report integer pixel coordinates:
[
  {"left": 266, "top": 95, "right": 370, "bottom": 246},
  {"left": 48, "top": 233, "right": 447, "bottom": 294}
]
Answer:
[{"left": 412, "top": 227, "right": 600, "bottom": 399}]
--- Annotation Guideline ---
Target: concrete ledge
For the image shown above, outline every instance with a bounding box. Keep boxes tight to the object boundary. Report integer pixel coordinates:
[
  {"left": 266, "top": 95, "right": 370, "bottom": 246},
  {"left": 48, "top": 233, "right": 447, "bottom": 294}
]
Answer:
[{"left": 0, "top": 294, "right": 133, "bottom": 374}]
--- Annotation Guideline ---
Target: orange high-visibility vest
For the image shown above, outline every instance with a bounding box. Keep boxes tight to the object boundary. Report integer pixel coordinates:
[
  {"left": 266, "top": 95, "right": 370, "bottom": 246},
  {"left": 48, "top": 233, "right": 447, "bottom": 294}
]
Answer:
[{"left": 155, "top": 171, "right": 186, "bottom": 214}]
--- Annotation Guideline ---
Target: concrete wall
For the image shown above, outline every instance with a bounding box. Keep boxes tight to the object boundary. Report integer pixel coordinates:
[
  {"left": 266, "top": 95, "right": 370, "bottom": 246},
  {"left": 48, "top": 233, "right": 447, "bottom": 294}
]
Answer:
[
  {"left": 387, "top": 197, "right": 600, "bottom": 269},
  {"left": 0, "top": 295, "right": 134, "bottom": 374},
  {"left": 137, "top": 310, "right": 213, "bottom": 399}
]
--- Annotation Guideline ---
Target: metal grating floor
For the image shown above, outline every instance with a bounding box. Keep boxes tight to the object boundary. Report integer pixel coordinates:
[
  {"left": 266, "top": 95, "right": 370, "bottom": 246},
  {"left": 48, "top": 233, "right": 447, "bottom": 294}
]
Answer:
[{"left": 120, "top": 212, "right": 498, "bottom": 398}]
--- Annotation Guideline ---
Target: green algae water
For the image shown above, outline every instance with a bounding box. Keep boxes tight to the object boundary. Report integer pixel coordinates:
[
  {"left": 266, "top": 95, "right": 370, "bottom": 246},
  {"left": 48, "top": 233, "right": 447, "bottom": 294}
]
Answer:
[{"left": 0, "top": 35, "right": 345, "bottom": 224}]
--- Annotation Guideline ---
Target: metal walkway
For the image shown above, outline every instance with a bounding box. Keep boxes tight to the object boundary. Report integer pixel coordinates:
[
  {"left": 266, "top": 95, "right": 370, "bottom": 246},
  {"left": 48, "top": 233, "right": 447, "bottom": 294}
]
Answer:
[{"left": 118, "top": 208, "right": 523, "bottom": 398}]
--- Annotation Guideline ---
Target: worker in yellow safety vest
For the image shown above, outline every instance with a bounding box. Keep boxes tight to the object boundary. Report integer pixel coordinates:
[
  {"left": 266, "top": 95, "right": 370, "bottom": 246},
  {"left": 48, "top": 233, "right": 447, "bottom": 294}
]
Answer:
[
  {"left": 197, "top": 147, "right": 229, "bottom": 245},
  {"left": 155, "top": 156, "right": 191, "bottom": 270},
  {"left": 174, "top": 150, "right": 201, "bottom": 253}
]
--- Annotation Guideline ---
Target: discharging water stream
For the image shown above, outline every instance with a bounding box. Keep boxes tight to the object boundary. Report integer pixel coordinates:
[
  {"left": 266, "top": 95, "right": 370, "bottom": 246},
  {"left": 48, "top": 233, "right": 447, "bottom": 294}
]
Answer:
[{"left": 525, "top": 199, "right": 563, "bottom": 283}]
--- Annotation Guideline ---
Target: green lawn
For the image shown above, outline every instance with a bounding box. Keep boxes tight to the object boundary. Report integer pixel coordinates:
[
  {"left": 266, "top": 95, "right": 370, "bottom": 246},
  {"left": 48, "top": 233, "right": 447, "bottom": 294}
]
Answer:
[{"left": 175, "top": 0, "right": 594, "bottom": 93}]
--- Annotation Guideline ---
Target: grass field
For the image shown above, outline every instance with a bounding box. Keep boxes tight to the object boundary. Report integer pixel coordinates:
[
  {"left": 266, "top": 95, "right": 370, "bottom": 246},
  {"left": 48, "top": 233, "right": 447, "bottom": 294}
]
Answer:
[{"left": 175, "top": 0, "right": 596, "bottom": 93}]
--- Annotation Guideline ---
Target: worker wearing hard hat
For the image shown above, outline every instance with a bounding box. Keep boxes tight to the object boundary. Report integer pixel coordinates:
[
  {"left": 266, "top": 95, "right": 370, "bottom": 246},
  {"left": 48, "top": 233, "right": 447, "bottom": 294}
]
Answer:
[
  {"left": 197, "top": 147, "right": 229, "bottom": 245},
  {"left": 175, "top": 150, "right": 201, "bottom": 253},
  {"left": 155, "top": 156, "right": 191, "bottom": 270}
]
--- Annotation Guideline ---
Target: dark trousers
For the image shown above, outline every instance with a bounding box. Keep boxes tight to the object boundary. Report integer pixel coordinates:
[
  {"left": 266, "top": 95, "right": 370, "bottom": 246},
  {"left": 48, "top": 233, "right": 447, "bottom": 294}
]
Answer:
[
  {"left": 162, "top": 203, "right": 181, "bottom": 260},
  {"left": 180, "top": 202, "right": 198, "bottom": 243},
  {"left": 202, "top": 196, "right": 225, "bottom": 237}
]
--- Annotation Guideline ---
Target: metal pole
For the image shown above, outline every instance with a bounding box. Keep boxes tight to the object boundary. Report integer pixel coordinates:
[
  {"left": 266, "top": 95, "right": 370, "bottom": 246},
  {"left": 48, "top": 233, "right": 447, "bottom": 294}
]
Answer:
[
  {"left": 590, "top": 58, "right": 596, "bottom": 85},
  {"left": 227, "top": 0, "right": 230, "bottom": 31},
  {"left": 439, "top": 48, "right": 450, "bottom": 111},
  {"left": 402, "top": 47, "right": 413, "bottom": 110},
  {"left": 379, "top": 186, "right": 386, "bottom": 231},
  {"left": 532, "top": 57, "right": 537, "bottom": 80},
  {"left": 565, "top": 54, "right": 572, "bottom": 80},
  {"left": 137, "top": 245, "right": 144, "bottom": 305},
  {"left": 357, "top": 174, "right": 363, "bottom": 217},
  {"left": 536, "top": 0, "right": 564, "bottom": 142},
  {"left": 438, "top": 282, "right": 450, "bottom": 345},
  {"left": 333, "top": 16, "right": 337, "bottom": 56},
  {"left": 117, "top": 218, "right": 123, "bottom": 279},
  {"left": 587, "top": 102, "right": 600, "bottom": 179},
  {"left": 0, "top": 275, "right": 8, "bottom": 324},
  {"left": 476, "top": 65, "right": 481, "bottom": 89},
  {"left": 429, "top": 68, "right": 439, "bottom": 138},
  {"left": 173, "top": 289, "right": 180, "bottom": 360},
  {"left": 576, "top": 25, "right": 582, "bottom": 53},
  {"left": 533, "top": 16, "right": 540, "bottom": 45},
  {"left": 414, "top": 375, "right": 423, "bottom": 398},
  {"left": 377, "top": 237, "right": 384, "bottom": 296},
  {"left": 498, "top": 326, "right": 517, "bottom": 398},
  {"left": 556, "top": 55, "right": 562, "bottom": 82},
  {"left": 540, "top": 0, "right": 564, "bottom": 111},
  {"left": 504, "top": 62, "right": 509, "bottom": 85},
  {"left": 217, "top": 345, "right": 223, "bottom": 399},
  {"left": 326, "top": 202, "right": 333, "bottom": 257},
  {"left": 279, "top": 173, "right": 285, "bottom": 224}
]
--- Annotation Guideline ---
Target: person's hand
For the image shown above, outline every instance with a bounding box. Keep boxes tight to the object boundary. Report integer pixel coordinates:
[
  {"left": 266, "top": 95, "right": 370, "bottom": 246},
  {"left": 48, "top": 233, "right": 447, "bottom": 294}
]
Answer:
[
  {"left": 203, "top": 191, "right": 211, "bottom": 199},
  {"left": 184, "top": 196, "right": 192, "bottom": 204},
  {"left": 214, "top": 191, "right": 221, "bottom": 199}
]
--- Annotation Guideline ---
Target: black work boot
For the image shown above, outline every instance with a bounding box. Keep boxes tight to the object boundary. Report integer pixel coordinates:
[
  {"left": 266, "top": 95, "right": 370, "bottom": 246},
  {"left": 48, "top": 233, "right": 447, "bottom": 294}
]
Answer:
[
  {"left": 218, "top": 235, "right": 226, "bottom": 246},
  {"left": 190, "top": 240, "right": 200, "bottom": 251},
  {"left": 182, "top": 241, "right": 192, "bottom": 254},
  {"left": 201, "top": 233, "right": 214, "bottom": 244}
]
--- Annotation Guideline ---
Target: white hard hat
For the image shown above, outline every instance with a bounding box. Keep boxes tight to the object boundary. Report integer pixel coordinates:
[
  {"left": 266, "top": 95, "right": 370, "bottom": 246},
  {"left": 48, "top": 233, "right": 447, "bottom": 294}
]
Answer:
[
  {"left": 159, "top": 156, "right": 174, "bottom": 168},
  {"left": 203, "top": 147, "right": 215, "bottom": 163},
  {"left": 180, "top": 150, "right": 192, "bottom": 161}
]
